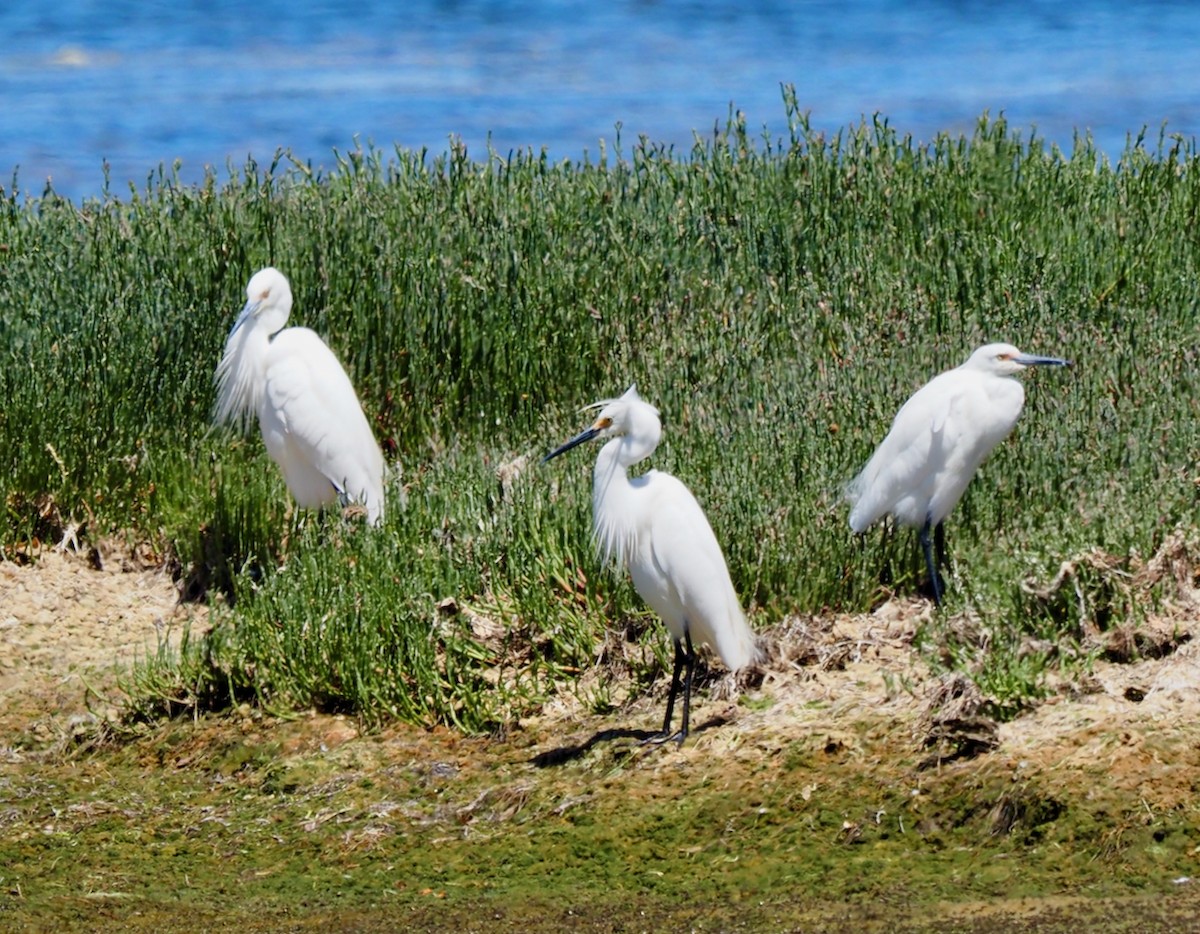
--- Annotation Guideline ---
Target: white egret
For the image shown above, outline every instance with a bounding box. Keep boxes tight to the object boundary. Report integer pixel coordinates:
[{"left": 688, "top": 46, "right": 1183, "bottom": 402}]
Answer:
[
  {"left": 544, "top": 385, "right": 758, "bottom": 745},
  {"left": 847, "top": 342, "right": 1070, "bottom": 603},
  {"left": 214, "top": 267, "right": 386, "bottom": 525}
]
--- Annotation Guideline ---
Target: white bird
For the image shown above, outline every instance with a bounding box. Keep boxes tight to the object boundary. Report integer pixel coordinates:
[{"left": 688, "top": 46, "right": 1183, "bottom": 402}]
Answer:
[
  {"left": 214, "top": 267, "right": 386, "bottom": 525},
  {"left": 847, "top": 342, "right": 1070, "bottom": 603},
  {"left": 544, "top": 385, "right": 758, "bottom": 745}
]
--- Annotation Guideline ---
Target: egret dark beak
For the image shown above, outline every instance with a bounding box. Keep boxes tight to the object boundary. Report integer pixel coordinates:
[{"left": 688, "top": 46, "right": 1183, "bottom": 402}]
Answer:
[
  {"left": 227, "top": 299, "right": 258, "bottom": 339},
  {"left": 1015, "top": 354, "right": 1071, "bottom": 368},
  {"left": 543, "top": 426, "right": 602, "bottom": 463}
]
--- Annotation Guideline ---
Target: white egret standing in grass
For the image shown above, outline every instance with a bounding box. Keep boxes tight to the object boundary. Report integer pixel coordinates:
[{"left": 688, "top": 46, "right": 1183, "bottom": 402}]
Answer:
[
  {"left": 214, "top": 267, "right": 385, "bottom": 525},
  {"left": 544, "top": 385, "right": 758, "bottom": 745},
  {"left": 847, "top": 342, "right": 1070, "bottom": 603}
]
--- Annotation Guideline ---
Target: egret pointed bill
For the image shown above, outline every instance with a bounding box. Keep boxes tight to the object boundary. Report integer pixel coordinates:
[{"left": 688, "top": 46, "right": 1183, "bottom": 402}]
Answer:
[
  {"left": 1010, "top": 352, "right": 1071, "bottom": 368},
  {"left": 543, "top": 416, "right": 611, "bottom": 462}
]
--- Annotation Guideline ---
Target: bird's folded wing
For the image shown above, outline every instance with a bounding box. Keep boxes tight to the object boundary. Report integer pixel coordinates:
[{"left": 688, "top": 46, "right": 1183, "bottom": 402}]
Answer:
[
  {"left": 646, "top": 476, "right": 753, "bottom": 668},
  {"left": 847, "top": 382, "right": 953, "bottom": 530},
  {"left": 264, "top": 331, "right": 384, "bottom": 503}
]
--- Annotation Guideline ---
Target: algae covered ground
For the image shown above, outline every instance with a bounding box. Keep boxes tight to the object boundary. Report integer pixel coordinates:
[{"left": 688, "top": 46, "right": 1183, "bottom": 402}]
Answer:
[{"left": 4, "top": 544, "right": 1200, "bottom": 932}]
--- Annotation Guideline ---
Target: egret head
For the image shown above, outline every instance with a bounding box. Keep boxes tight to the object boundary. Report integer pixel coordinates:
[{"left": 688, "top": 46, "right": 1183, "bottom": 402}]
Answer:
[
  {"left": 543, "top": 384, "right": 662, "bottom": 463},
  {"left": 966, "top": 342, "right": 1071, "bottom": 376},
  {"left": 230, "top": 267, "right": 293, "bottom": 339}
]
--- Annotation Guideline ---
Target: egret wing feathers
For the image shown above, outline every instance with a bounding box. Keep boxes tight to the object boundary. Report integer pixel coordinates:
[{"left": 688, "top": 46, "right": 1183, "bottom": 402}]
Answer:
[
  {"left": 847, "top": 379, "right": 949, "bottom": 532},
  {"left": 848, "top": 365, "right": 1027, "bottom": 531},
  {"left": 261, "top": 329, "right": 385, "bottom": 523},
  {"left": 638, "top": 472, "right": 758, "bottom": 672}
]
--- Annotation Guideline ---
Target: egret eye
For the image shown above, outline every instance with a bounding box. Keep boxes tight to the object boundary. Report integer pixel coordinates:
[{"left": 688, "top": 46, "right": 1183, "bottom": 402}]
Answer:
[{"left": 595, "top": 416, "right": 613, "bottom": 430}]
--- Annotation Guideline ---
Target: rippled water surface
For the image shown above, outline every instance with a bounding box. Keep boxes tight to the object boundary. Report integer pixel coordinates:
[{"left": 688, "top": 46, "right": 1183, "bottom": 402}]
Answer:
[{"left": 3, "top": 1, "right": 1199, "bottom": 200}]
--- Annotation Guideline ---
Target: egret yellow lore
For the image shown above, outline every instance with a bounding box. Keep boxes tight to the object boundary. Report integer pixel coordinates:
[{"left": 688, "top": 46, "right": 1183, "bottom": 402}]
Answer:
[
  {"left": 214, "top": 267, "right": 386, "bottom": 525},
  {"left": 847, "top": 342, "right": 1070, "bottom": 603},
  {"left": 544, "top": 385, "right": 758, "bottom": 745}
]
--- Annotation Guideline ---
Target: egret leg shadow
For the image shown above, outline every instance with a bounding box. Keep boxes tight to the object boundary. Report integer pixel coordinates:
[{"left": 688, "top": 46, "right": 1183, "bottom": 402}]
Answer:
[
  {"left": 529, "top": 711, "right": 734, "bottom": 768},
  {"left": 529, "top": 728, "right": 657, "bottom": 767}
]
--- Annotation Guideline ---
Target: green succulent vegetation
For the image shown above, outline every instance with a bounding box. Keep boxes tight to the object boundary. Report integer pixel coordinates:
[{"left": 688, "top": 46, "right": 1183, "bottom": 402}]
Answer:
[{"left": 3, "top": 89, "right": 1197, "bottom": 730}]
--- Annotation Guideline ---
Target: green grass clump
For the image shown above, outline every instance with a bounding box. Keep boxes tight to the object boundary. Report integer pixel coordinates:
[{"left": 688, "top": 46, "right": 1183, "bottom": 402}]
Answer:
[{"left": 4, "top": 88, "right": 1200, "bottom": 728}]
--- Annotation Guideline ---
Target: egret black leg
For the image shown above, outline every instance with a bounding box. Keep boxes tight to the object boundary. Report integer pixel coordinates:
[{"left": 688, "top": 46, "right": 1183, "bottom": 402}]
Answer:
[
  {"left": 934, "top": 521, "right": 948, "bottom": 575},
  {"left": 661, "top": 637, "right": 686, "bottom": 735},
  {"left": 643, "top": 632, "right": 697, "bottom": 746},
  {"left": 643, "top": 637, "right": 687, "bottom": 745},
  {"left": 919, "top": 517, "right": 944, "bottom": 605},
  {"left": 676, "top": 630, "right": 696, "bottom": 746}
]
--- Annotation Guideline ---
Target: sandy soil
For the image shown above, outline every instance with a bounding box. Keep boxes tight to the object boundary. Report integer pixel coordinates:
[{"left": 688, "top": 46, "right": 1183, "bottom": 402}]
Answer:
[{"left": 0, "top": 544, "right": 208, "bottom": 745}]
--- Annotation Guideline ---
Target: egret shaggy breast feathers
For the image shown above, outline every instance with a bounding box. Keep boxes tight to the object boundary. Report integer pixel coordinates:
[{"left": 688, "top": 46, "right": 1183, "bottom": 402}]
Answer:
[
  {"left": 214, "top": 267, "right": 386, "bottom": 525},
  {"left": 544, "top": 385, "right": 758, "bottom": 745},
  {"left": 847, "top": 342, "right": 1070, "bottom": 603}
]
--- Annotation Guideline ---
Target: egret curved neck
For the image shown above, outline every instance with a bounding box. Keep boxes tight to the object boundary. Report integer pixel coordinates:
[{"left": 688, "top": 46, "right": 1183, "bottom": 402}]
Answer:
[{"left": 590, "top": 437, "right": 649, "bottom": 568}]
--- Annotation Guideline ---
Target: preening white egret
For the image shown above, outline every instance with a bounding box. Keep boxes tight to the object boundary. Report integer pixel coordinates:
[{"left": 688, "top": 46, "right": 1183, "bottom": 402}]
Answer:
[
  {"left": 544, "top": 385, "right": 758, "bottom": 745},
  {"left": 847, "top": 342, "right": 1070, "bottom": 603},
  {"left": 214, "top": 267, "right": 386, "bottom": 525}
]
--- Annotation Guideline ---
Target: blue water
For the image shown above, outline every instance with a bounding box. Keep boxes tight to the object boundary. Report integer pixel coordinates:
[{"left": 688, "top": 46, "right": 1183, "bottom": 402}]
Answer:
[{"left": 3, "top": 1, "right": 1200, "bottom": 202}]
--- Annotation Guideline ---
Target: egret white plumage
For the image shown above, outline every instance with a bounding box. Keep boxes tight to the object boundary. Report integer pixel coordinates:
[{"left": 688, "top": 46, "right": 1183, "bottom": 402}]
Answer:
[
  {"left": 214, "top": 267, "right": 386, "bottom": 525},
  {"left": 847, "top": 342, "right": 1070, "bottom": 603},
  {"left": 544, "top": 385, "right": 758, "bottom": 745}
]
